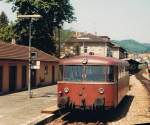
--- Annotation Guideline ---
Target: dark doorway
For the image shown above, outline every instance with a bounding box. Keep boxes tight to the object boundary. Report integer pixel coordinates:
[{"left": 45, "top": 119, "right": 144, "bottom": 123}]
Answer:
[
  {"left": 9, "top": 66, "right": 17, "bottom": 92},
  {"left": 31, "top": 69, "right": 36, "bottom": 88},
  {"left": 0, "top": 66, "right": 3, "bottom": 92},
  {"left": 22, "top": 65, "right": 27, "bottom": 89},
  {"left": 52, "top": 66, "right": 55, "bottom": 83}
]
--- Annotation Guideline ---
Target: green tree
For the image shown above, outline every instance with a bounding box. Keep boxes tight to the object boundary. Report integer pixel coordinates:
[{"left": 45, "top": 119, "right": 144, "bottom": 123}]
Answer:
[
  {"left": 5, "top": 0, "right": 76, "bottom": 54},
  {"left": 0, "top": 11, "right": 9, "bottom": 28},
  {"left": 0, "top": 11, "right": 15, "bottom": 42},
  {"left": 53, "top": 28, "right": 75, "bottom": 56},
  {"left": 0, "top": 22, "right": 16, "bottom": 42},
  {"left": 61, "top": 29, "right": 75, "bottom": 42}
]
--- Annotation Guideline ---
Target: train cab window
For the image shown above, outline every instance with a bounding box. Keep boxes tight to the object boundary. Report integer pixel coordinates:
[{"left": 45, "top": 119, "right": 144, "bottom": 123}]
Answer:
[
  {"left": 86, "top": 65, "right": 106, "bottom": 81},
  {"left": 107, "top": 66, "right": 115, "bottom": 82},
  {"left": 62, "top": 65, "right": 106, "bottom": 82},
  {"left": 63, "top": 65, "right": 82, "bottom": 81}
]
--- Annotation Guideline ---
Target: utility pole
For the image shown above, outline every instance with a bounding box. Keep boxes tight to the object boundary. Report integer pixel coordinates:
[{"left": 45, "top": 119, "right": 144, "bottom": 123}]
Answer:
[
  {"left": 17, "top": 14, "right": 42, "bottom": 98},
  {"left": 28, "top": 19, "right": 32, "bottom": 98},
  {"left": 58, "top": 27, "right": 61, "bottom": 57}
]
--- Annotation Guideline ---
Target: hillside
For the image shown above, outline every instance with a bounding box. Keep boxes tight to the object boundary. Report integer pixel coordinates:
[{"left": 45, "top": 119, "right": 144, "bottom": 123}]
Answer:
[
  {"left": 144, "top": 43, "right": 150, "bottom": 52},
  {"left": 112, "top": 39, "right": 150, "bottom": 53}
]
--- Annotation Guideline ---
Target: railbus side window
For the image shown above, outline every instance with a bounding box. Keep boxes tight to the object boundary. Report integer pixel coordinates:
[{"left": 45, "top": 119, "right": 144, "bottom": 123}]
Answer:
[
  {"left": 114, "top": 66, "right": 118, "bottom": 83},
  {"left": 107, "top": 66, "right": 115, "bottom": 82}
]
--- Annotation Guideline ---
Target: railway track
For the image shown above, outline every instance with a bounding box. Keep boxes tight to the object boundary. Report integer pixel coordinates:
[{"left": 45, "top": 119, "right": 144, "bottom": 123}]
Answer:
[
  {"left": 44, "top": 95, "right": 133, "bottom": 125},
  {"left": 46, "top": 110, "right": 110, "bottom": 125}
]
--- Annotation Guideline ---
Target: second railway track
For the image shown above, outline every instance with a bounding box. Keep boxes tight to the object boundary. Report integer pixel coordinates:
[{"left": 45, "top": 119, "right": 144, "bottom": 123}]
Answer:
[{"left": 135, "top": 69, "right": 150, "bottom": 95}]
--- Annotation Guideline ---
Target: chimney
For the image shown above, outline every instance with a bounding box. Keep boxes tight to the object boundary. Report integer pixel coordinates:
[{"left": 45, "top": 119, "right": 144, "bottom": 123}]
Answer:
[
  {"left": 11, "top": 38, "right": 16, "bottom": 44},
  {"left": 75, "top": 32, "right": 78, "bottom": 38}
]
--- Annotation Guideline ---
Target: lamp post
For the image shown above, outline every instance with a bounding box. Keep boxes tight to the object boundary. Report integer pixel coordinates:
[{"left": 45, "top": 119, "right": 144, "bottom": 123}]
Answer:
[
  {"left": 17, "top": 14, "right": 42, "bottom": 98},
  {"left": 58, "top": 26, "right": 61, "bottom": 57}
]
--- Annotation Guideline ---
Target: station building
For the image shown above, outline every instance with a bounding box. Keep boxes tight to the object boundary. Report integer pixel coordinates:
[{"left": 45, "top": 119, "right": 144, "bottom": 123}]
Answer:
[{"left": 0, "top": 42, "right": 59, "bottom": 94}]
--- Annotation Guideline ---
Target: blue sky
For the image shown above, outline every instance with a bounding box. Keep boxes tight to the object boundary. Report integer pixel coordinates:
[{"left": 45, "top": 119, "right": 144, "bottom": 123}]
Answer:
[{"left": 0, "top": 0, "right": 150, "bottom": 43}]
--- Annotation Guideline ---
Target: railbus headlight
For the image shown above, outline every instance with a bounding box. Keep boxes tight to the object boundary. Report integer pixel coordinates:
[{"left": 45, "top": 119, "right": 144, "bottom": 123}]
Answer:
[
  {"left": 58, "top": 91, "right": 63, "bottom": 96},
  {"left": 98, "top": 88, "right": 104, "bottom": 94},
  {"left": 64, "top": 87, "right": 69, "bottom": 93}
]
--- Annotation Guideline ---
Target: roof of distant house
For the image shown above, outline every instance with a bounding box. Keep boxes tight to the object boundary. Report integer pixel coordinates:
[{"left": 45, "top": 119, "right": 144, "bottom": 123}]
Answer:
[
  {"left": 0, "top": 41, "right": 59, "bottom": 62},
  {"left": 65, "top": 33, "right": 111, "bottom": 43},
  {"left": 112, "top": 43, "right": 127, "bottom": 52}
]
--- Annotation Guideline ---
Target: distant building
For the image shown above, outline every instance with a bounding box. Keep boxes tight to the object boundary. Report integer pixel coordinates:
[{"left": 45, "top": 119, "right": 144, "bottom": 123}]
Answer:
[
  {"left": 62, "top": 33, "right": 128, "bottom": 59},
  {"left": 0, "top": 42, "right": 59, "bottom": 94},
  {"left": 111, "top": 44, "right": 128, "bottom": 59},
  {"left": 63, "top": 33, "right": 113, "bottom": 57},
  {"left": 128, "top": 53, "right": 150, "bottom": 63},
  {"left": 123, "top": 59, "right": 140, "bottom": 74}
]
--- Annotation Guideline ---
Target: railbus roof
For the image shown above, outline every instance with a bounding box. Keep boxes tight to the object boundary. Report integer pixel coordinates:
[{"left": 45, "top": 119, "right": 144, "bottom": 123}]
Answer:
[{"left": 59, "top": 55, "right": 129, "bottom": 66}]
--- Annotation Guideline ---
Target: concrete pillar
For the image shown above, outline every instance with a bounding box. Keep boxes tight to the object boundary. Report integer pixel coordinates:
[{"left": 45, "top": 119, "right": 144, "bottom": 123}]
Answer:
[
  {"left": 2, "top": 63, "right": 9, "bottom": 93},
  {"left": 26, "top": 65, "right": 29, "bottom": 87},
  {"left": 49, "top": 64, "right": 52, "bottom": 84},
  {"left": 55, "top": 64, "right": 59, "bottom": 82}
]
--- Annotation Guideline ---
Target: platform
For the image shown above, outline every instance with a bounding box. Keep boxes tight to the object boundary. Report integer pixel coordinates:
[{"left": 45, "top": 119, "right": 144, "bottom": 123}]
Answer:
[{"left": 0, "top": 85, "right": 57, "bottom": 125}]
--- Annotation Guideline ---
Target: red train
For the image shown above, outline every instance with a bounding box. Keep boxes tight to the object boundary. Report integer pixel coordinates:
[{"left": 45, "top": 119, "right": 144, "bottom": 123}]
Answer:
[{"left": 57, "top": 55, "right": 129, "bottom": 110}]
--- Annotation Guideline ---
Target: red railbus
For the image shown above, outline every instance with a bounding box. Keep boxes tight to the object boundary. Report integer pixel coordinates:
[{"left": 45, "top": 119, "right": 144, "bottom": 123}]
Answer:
[{"left": 57, "top": 55, "right": 129, "bottom": 110}]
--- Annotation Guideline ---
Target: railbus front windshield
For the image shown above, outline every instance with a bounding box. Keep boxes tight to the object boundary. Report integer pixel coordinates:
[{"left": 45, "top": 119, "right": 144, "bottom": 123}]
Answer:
[
  {"left": 63, "top": 65, "right": 83, "bottom": 81},
  {"left": 61, "top": 65, "right": 115, "bottom": 82}
]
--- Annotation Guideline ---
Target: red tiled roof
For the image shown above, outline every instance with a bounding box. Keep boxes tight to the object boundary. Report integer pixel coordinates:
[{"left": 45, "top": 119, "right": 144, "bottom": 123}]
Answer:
[{"left": 0, "top": 41, "right": 59, "bottom": 62}]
